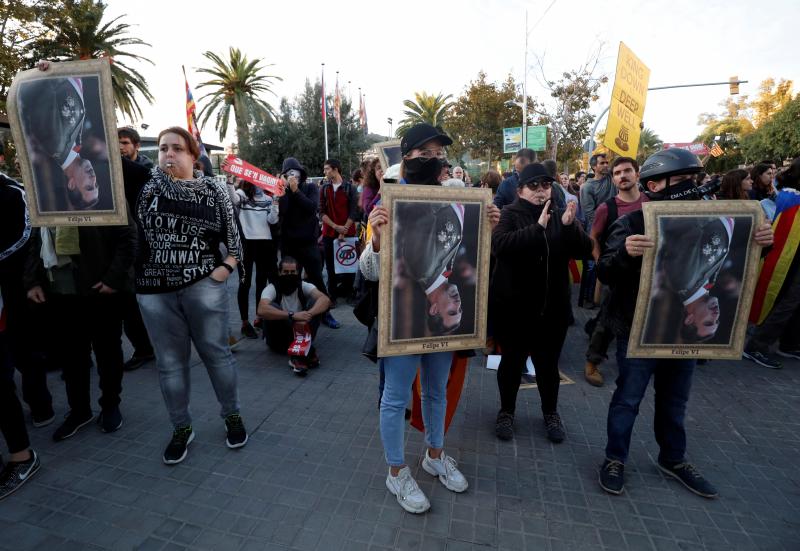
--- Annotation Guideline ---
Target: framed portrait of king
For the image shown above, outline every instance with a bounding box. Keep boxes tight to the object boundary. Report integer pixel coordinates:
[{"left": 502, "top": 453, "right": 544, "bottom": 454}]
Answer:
[
  {"left": 628, "top": 200, "right": 764, "bottom": 359},
  {"left": 7, "top": 59, "right": 127, "bottom": 226},
  {"left": 378, "top": 184, "right": 492, "bottom": 357}
]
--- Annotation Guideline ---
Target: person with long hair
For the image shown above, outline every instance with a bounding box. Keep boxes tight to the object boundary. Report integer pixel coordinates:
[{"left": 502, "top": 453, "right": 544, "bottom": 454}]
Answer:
[
  {"left": 229, "top": 178, "right": 279, "bottom": 339},
  {"left": 135, "top": 126, "right": 247, "bottom": 465},
  {"left": 481, "top": 169, "right": 502, "bottom": 196},
  {"left": 361, "top": 157, "right": 383, "bottom": 218},
  {"left": 749, "top": 162, "right": 775, "bottom": 201},
  {"left": 359, "top": 123, "right": 500, "bottom": 514},
  {"left": 718, "top": 169, "right": 753, "bottom": 200}
]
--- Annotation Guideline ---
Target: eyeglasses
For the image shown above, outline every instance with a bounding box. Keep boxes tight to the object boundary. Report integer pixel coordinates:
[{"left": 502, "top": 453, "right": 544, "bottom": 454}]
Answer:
[
  {"left": 414, "top": 149, "right": 447, "bottom": 160},
  {"left": 524, "top": 180, "right": 552, "bottom": 190}
]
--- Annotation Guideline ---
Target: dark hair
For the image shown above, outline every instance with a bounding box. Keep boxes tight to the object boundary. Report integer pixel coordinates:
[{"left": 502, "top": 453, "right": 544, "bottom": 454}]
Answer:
[
  {"left": 158, "top": 126, "right": 200, "bottom": 160},
  {"left": 542, "top": 159, "right": 557, "bottom": 179},
  {"left": 351, "top": 168, "right": 363, "bottom": 183},
  {"left": 775, "top": 156, "right": 800, "bottom": 190},
  {"left": 239, "top": 180, "right": 256, "bottom": 200},
  {"left": 719, "top": 169, "right": 749, "bottom": 200},
  {"left": 750, "top": 162, "right": 774, "bottom": 198},
  {"left": 695, "top": 172, "right": 707, "bottom": 184},
  {"left": 611, "top": 156, "right": 639, "bottom": 172},
  {"left": 279, "top": 256, "right": 299, "bottom": 271},
  {"left": 516, "top": 148, "right": 536, "bottom": 164},
  {"left": 118, "top": 127, "right": 141, "bottom": 145},
  {"left": 680, "top": 319, "right": 715, "bottom": 344},
  {"left": 482, "top": 169, "right": 502, "bottom": 192},
  {"left": 575, "top": 171, "right": 586, "bottom": 180},
  {"left": 426, "top": 311, "right": 460, "bottom": 336},
  {"left": 590, "top": 153, "right": 607, "bottom": 168},
  {"left": 324, "top": 158, "right": 342, "bottom": 173}
]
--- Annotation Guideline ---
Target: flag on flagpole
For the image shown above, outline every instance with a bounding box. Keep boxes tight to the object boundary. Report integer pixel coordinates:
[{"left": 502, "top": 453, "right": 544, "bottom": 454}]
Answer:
[
  {"left": 709, "top": 142, "right": 724, "bottom": 157},
  {"left": 183, "top": 66, "right": 208, "bottom": 158},
  {"left": 321, "top": 64, "right": 329, "bottom": 160},
  {"left": 334, "top": 74, "right": 341, "bottom": 125},
  {"left": 359, "top": 90, "right": 368, "bottom": 135}
]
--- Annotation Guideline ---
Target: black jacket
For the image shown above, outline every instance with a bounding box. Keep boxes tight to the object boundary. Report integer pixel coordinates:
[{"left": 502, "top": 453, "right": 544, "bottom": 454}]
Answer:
[
  {"left": 24, "top": 208, "right": 139, "bottom": 295},
  {"left": 596, "top": 209, "right": 645, "bottom": 336},
  {"left": 490, "top": 198, "right": 592, "bottom": 327},
  {"left": 278, "top": 181, "right": 320, "bottom": 245}
]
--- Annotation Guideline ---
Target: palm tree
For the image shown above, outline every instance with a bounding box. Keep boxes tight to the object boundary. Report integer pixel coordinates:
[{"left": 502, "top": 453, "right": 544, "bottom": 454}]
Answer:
[
  {"left": 637, "top": 127, "right": 663, "bottom": 163},
  {"left": 196, "top": 47, "right": 281, "bottom": 147},
  {"left": 35, "top": 0, "right": 154, "bottom": 121},
  {"left": 396, "top": 92, "right": 453, "bottom": 137}
]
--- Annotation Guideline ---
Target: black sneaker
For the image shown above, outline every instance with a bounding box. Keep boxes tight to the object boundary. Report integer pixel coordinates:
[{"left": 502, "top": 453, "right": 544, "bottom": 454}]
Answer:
[
  {"left": 224, "top": 414, "right": 248, "bottom": 449},
  {"left": 599, "top": 459, "right": 625, "bottom": 495},
  {"left": 123, "top": 352, "right": 155, "bottom": 371},
  {"left": 163, "top": 426, "right": 194, "bottom": 465},
  {"left": 495, "top": 411, "right": 514, "bottom": 441},
  {"left": 776, "top": 348, "right": 800, "bottom": 360},
  {"left": 742, "top": 350, "right": 782, "bottom": 369},
  {"left": 543, "top": 412, "right": 565, "bottom": 443},
  {"left": 52, "top": 410, "right": 94, "bottom": 442},
  {"left": 0, "top": 450, "right": 41, "bottom": 501},
  {"left": 657, "top": 461, "right": 718, "bottom": 498},
  {"left": 289, "top": 358, "right": 308, "bottom": 376},
  {"left": 241, "top": 322, "right": 258, "bottom": 339},
  {"left": 32, "top": 408, "right": 56, "bottom": 428},
  {"left": 98, "top": 406, "right": 123, "bottom": 433}
]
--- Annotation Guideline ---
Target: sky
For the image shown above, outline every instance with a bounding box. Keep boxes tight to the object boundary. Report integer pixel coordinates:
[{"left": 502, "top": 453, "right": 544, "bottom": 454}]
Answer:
[{"left": 106, "top": 0, "right": 797, "bottom": 150}]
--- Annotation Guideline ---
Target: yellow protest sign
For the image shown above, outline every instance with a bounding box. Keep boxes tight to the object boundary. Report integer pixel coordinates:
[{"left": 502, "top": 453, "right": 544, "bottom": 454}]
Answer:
[{"left": 603, "top": 42, "right": 650, "bottom": 158}]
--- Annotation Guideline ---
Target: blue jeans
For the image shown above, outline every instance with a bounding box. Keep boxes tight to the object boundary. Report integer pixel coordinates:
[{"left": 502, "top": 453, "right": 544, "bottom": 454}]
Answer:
[
  {"left": 605, "top": 337, "right": 695, "bottom": 464},
  {"left": 137, "top": 277, "right": 241, "bottom": 428},
  {"left": 380, "top": 352, "right": 452, "bottom": 467}
]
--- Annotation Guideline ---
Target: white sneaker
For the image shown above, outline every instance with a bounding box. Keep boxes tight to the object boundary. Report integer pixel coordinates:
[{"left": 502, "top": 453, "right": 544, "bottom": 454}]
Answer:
[
  {"left": 385, "top": 466, "right": 430, "bottom": 514},
  {"left": 422, "top": 450, "right": 469, "bottom": 493}
]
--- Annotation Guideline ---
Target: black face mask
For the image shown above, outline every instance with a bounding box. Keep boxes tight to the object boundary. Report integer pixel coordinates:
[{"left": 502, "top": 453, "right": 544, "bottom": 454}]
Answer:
[
  {"left": 277, "top": 274, "right": 301, "bottom": 295},
  {"left": 404, "top": 157, "right": 443, "bottom": 185},
  {"left": 644, "top": 176, "right": 700, "bottom": 201}
]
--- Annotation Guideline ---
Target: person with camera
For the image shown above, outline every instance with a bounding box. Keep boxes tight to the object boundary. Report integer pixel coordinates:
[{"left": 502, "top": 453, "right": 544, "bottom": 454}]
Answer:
[{"left": 596, "top": 149, "right": 774, "bottom": 498}]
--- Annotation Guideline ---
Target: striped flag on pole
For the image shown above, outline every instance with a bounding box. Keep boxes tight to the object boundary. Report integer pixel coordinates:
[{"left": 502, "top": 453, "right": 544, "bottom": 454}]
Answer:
[
  {"left": 359, "top": 89, "right": 368, "bottom": 135},
  {"left": 183, "top": 66, "right": 208, "bottom": 158},
  {"left": 334, "top": 73, "right": 341, "bottom": 125},
  {"left": 709, "top": 142, "right": 724, "bottom": 157}
]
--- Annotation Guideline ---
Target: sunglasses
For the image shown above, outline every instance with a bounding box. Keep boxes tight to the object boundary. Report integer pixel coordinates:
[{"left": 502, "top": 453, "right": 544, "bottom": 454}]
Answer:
[{"left": 524, "top": 180, "right": 552, "bottom": 190}]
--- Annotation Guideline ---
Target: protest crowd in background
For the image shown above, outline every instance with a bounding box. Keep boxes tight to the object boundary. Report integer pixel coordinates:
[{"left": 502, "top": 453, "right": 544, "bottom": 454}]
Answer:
[{"left": 1, "top": 63, "right": 799, "bottom": 519}]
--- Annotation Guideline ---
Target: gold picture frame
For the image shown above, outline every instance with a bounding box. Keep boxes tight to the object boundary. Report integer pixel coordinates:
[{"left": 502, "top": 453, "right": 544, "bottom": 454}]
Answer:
[
  {"left": 373, "top": 139, "right": 402, "bottom": 171},
  {"left": 7, "top": 59, "right": 127, "bottom": 226},
  {"left": 628, "top": 200, "right": 763, "bottom": 359},
  {"left": 378, "top": 184, "right": 492, "bottom": 357}
]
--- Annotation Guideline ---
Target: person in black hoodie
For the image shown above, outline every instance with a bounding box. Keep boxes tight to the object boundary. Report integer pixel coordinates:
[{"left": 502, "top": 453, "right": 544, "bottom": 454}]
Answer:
[
  {"left": 491, "top": 163, "right": 592, "bottom": 443},
  {"left": 277, "top": 157, "right": 336, "bottom": 326},
  {"left": 24, "top": 206, "right": 138, "bottom": 441}
]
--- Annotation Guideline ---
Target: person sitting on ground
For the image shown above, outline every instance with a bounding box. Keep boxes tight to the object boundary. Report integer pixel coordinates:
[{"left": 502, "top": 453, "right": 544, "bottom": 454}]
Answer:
[{"left": 257, "top": 256, "right": 330, "bottom": 376}]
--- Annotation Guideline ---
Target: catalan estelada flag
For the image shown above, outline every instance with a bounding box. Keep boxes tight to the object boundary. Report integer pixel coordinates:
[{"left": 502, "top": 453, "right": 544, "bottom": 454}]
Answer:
[
  {"left": 749, "top": 188, "right": 800, "bottom": 325},
  {"left": 569, "top": 259, "right": 583, "bottom": 283},
  {"left": 709, "top": 142, "right": 724, "bottom": 158},
  {"left": 410, "top": 354, "right": 468, "bottom": 435},
  {"left": 182, "top": 66, "right": 208, "bottom": 158}
]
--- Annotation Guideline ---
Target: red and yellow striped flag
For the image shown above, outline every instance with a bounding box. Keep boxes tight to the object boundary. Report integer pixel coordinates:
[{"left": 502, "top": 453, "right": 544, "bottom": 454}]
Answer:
[{"left": 709, "top": 142, "right": 724, "bottom": 157}]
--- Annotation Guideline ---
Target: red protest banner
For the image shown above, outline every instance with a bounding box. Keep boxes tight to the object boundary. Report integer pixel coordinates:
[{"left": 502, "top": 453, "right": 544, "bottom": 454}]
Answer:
[
  {"left": 663, "top": 142, "right": 710, "bottom": 156},
  {"left": 221, "top": 155, "right": 285, "bottom": 196}
]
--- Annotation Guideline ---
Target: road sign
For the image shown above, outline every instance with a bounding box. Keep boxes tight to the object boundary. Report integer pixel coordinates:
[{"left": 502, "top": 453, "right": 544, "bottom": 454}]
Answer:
[
  {"left": 503, "top": 127, "right": 522, "bottom": 154},
  {"left": 603, "top": 42, "right": 650, "bottom": 158},
  {"left": 526, "top": 125, "right": 547, "bottom": 151}
]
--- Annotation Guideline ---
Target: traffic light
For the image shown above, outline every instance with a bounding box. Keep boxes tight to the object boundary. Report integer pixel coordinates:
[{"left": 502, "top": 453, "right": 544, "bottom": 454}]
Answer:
[{"left": 729, "top": 76, "right": 739, "bottom": 95}]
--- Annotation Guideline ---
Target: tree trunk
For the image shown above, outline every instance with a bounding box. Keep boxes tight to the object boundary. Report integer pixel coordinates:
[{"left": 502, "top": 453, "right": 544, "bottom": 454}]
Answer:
[{"left": 234, "top": 101, "right": 251, "bottom": 151}]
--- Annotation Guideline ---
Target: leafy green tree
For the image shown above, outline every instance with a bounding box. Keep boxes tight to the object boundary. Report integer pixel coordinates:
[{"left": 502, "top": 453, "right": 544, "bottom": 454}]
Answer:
[
  {"left": 0, "top": 0, "right": 62, "bottom": 116},
  {"left": 751, "top": 78, "right": 793, "bottom": 128},
  {"left": 637, "top": 127, "right": 662, "bottom": 164},
  {"left": 396, "top": 91, "right": 453, "bottom": 137},
  {"left": 241, "top": 79, "right": 369, "bottom": 177},
  {"left": 741, "top": 94, "right": 800, "bottom": 163},
  {"left": 33, "top": 0, "right": 153, "bottom": 121},
  {"left": 695, "top": 96, "right": 755, "bottom": 172},
  {"left": 196, "top": 47, "right": 281, "bottom": 148},
  {"left": 446, "top": 71, "right": 526, "bottom": 164}
]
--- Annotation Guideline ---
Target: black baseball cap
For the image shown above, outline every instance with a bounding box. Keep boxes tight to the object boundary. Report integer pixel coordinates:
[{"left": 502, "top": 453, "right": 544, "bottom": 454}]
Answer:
[
  {"left": 400, "top": 123, "right": 453, "bottom": 156},
  {"left": 518, "top": 163, "right": 556, "bottom": 187}
]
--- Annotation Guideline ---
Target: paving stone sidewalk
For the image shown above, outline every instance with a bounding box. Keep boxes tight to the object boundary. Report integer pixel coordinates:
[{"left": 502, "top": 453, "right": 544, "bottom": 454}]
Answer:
[{"left": 1, "top": 287, "right": 798, "bottom": 551}]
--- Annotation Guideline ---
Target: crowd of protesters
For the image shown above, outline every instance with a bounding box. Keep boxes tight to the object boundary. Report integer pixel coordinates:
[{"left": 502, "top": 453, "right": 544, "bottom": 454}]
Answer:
[{"left": 0, "top": 65, "right": 798, "bottom": 515}]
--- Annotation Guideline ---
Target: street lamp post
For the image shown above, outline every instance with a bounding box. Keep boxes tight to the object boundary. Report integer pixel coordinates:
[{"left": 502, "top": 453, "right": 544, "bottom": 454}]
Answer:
[{"left": 387, "top": 117, "right": 393, "bottom": 138}]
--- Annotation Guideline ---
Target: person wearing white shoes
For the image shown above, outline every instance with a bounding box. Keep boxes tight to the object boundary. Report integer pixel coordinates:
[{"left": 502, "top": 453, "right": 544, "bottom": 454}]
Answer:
[{"left": 359, "top": 123, "right": 499, "bottom": 513}]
